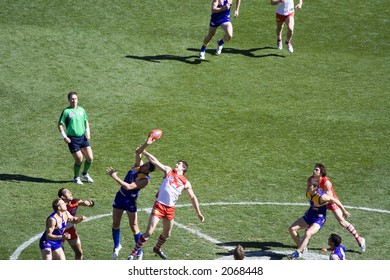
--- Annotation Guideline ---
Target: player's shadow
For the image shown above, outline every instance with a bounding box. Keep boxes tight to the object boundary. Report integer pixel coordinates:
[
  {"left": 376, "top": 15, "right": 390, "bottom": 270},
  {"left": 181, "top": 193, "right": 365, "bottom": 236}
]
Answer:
[
  {"left": 187, "top": 46, "right": 286, "bottom": 58},
  {"left": 0, "top": 174, "right": 70, "bottom": 184},
  {"left": 216, "top": 241, "right": 293, "bottom": 260},
  {"left": 125, "top": 54, "right": 204, "bottom": 64}
]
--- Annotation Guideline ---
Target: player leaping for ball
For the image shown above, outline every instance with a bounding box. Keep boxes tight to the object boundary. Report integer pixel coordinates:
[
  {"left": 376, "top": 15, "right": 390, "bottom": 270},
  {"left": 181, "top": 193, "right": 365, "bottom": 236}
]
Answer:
[
  {"left": 127, "top": 149, "right": 205, "bottom": 260},
  {"left": 107, "top": 134, "right": 156, "bottom": 260}
]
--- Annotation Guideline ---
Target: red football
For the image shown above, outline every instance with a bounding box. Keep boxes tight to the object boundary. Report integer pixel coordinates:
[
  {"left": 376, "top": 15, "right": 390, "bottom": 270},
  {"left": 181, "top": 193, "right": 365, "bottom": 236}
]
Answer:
[{"left": 149, "top": 129, "right": 163, "bottom": 140}]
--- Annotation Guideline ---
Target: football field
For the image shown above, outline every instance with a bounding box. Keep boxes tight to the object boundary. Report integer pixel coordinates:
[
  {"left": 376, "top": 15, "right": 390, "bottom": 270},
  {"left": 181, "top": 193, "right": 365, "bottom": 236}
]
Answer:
[{"left": 0, "top": 0, "right": 389, "bottom": 265}]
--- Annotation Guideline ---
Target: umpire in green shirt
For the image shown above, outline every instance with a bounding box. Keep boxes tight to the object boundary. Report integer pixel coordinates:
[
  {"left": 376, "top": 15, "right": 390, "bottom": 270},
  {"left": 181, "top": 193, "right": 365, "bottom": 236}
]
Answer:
[{"left": 58, "top": 92, "right": 94, "bottom": 185}]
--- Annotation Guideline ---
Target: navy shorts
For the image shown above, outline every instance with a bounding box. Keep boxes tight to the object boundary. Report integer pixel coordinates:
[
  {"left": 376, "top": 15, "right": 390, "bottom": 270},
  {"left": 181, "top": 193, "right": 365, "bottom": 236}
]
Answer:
[
  {"left": 303, "top": 211, "right": 326, "bottom": 229},
  {"left": 68, "top": 136, "right": 90, "bottom": 153},
  {"left": 112, "top": 191, "right": 138, "bottom": 213}
]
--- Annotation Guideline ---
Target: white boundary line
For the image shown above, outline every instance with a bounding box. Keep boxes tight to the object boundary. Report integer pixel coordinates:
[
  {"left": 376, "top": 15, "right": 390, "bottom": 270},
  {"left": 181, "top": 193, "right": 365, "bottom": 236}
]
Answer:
[{"left": 10, "top": 202, "right": 390, "bottom": 260}]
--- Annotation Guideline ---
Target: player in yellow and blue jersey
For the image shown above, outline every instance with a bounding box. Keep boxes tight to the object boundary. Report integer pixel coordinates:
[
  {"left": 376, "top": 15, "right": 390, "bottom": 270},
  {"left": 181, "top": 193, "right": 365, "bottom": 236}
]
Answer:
[
  {"left": 107, "top": 135, "right": 156, "bottom": 260},
  {"left": 287, "top": 178, "right": 350, "bottom": 259}
]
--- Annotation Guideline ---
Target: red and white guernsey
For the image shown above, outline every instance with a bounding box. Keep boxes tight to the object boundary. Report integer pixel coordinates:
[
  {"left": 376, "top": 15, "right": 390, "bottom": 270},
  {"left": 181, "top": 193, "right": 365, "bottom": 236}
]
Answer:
[
  {"left": 156, "top": 170, "right": 189, "bottom": 207},
  {"left": 276, "top": 0, "right": 295, "bottom": 16},
  {"left": 65, "top": 199, "right": 79, "bottom": 229}
]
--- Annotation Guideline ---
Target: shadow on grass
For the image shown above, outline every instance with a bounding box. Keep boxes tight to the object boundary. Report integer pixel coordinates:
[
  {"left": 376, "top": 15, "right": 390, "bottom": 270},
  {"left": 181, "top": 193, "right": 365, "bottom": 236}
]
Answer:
[
  {"left": 0, "top": 174, "right": 71, "bottom": 184},
  {"left": 125, "top": 46, "right": 285, "bottom": 64},
  {"left": 216, "top": 241, "right": 292, "bottom": 260},
  {"left": 125, "top": 54, "right": 204, "bottom": 64},
  {"left": 187, "top": 46, "right": 286, "bottom": 58}
]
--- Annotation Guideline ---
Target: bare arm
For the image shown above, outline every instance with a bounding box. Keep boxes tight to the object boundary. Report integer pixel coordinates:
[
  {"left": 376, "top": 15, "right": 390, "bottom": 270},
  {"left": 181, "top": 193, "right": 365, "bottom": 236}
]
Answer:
[
  {"left": 322, "top": 194, "right": 351, "bottom": 218},
  {"left": 234, "top": 0, "right": 241, "bottom": 17},
  {"left": 77, "top": 198, "right": 95, "bottom": 207},
  {"left": 323, "top": 180, "right": 334, "bottom": 198},
  {"left": 45, "top": 218, "right": 63, "bottom": 241},
  {"left": 135, "top": 135, "right": 155, "bottom": 166},
  {"left": 211, "top": 0, "right": 231, "bottom": 14},
  {"left": 185, "top": 182, "right": 205, "bottom": 222},
  {"left": 58, "top": 124, "right": 71, "bottom": 144},
  {"left": 84, "top": 120, "right": 91, "bottom": 140},
  {"left": 106, "top": 167, "right": 149, "bottom": 190},
  {"left": 142, "top": 150, "right": 171, "bottom": 175},
  {"left": 296, "top": 0, "right": 303, "bottom": 10},
  {"left": 68, "top": 215, "right": 86, "bottom": 224}
]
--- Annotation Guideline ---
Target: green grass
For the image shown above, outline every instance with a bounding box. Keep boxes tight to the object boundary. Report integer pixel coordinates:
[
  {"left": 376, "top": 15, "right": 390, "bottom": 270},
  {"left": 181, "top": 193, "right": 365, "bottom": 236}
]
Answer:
[{"left": 0, "top": 0, "right": 389, "bottom": 261}]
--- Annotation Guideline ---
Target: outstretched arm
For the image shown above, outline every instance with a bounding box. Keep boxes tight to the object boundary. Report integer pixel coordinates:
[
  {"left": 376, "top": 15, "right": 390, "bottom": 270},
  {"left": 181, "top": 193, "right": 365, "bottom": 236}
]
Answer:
[
  {"left": 77, "top": 198, "right": 95, "bottom": 207},
  {"left": 322, "top": 194, "right": 351, "bottom": 218},
  {"left": 134, "top": 135, "right": 155, "bottom": 167},
  {"left": 330, "top": 197, "right": 350, "bottom": 218},
  {"left": 106, "top": 167, "right": 149, "bottom": 190},
  {"left": 69, "top": 215, "right": 86, "bottom": 224},
  {"left": 142, "top": 150, "right": 171, "bottom": 175}
]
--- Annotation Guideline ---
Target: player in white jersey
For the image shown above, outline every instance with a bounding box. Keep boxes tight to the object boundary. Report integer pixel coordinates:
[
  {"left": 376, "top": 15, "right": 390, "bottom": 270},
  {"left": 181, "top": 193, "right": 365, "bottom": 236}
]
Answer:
[
  {"left": 127, "top": 149, "right": 204, "bottom": 260},
  {"left": 270, "top": 0, "right": 302, "bottom": 53}
]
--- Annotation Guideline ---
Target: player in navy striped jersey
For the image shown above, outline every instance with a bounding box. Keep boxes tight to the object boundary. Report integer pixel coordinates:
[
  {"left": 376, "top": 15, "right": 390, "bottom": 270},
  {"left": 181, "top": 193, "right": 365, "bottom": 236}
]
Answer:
[
  {"left": 58, "top": 188, "right": 94, "bottom": 260},
  {"left": 321, "top": 233, "right": 347, "bottom": 260},
  {"left": 39, "top": 198, "right": 86, "bottom": 260},
  {"left": 199, "top": 0, "right": 241, "bottom": 60}
]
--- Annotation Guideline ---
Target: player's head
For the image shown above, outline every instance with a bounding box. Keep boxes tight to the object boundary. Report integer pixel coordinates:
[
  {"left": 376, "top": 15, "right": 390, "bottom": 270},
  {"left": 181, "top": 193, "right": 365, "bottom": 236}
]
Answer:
[
  {"left": 233, "top": 244, "right": 245, "bottom": 260},
  {"left": 314, "top": 163, "right": 327, "bottom": 177},
  {"left": 308, "top": 177, "right": 319, "bottom": 192},
  {"left": 329, "top": 233, "right": 342, "bottom": 247},
  {"left": 52, "top": 198, "right": 66, "bottom": 212},
  {"left": 58, "top": 188, "right": 73, "bottom": 202},
  {"left": 176, "top": 160, "right": 189, "bottom": 174},
  {"left": 140, "top": 161, "right": 156, "bottom": 174}
]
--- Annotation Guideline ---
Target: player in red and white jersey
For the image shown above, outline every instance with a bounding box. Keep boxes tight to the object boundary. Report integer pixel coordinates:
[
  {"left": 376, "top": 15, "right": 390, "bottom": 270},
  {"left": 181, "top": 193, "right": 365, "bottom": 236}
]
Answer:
[
  {"left": 127, "top": 149, "right": 204, "bottom": 260},
  {"left": 155, "top": 169, "right": 189, "bottom": 206},
  {"left": 58, "top": 188, "right": 95, "bottom": 259},
  {"left": 308, "top": 163, "right": 366, "bottom": 253},
  {"left": 270, "top": 0, "right": 302, "bottom": 52}
]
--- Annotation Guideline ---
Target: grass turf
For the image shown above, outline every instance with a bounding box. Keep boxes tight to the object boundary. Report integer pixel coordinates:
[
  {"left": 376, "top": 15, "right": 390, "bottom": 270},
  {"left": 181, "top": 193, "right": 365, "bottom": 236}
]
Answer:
[{"left": 0, "top": 0, "right": 389, "bottom": 261}]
